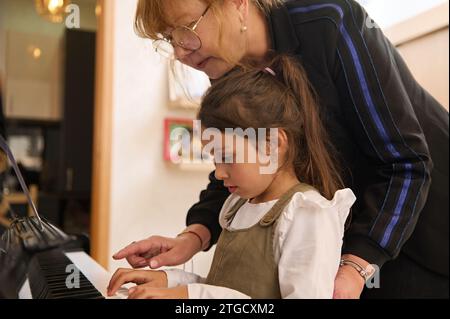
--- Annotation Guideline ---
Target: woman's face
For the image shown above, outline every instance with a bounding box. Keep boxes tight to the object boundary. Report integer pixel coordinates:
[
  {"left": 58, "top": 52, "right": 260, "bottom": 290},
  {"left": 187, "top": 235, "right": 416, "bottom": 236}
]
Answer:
[{"left": 163, "top": 0, "right": 247, "bottom": 79}]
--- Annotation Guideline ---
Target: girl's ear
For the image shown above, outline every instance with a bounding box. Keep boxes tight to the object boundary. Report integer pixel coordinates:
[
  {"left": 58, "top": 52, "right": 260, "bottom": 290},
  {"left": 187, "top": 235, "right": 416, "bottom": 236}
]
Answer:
[
  {"left": 264, "top": 128, "right": 287, "bottom": 157},
  {"left": 276, "top": 129, "right": 289, "bottom": 156}
]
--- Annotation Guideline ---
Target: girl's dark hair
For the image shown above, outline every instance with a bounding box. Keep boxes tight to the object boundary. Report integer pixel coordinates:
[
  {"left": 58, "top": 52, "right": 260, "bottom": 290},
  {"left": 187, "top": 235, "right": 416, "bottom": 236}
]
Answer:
[{"left": 198, "top": 54, "right": 344, "bottom": 199}]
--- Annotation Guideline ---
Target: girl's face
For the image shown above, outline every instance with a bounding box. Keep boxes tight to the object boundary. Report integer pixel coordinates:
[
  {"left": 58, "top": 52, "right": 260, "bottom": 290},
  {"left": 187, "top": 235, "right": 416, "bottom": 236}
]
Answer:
[
  {"left": 163, "top": 0, "right": 247, "bottom": 79},
  {"left": 203, "top": 132, "right": 279, "bottom": 201}
]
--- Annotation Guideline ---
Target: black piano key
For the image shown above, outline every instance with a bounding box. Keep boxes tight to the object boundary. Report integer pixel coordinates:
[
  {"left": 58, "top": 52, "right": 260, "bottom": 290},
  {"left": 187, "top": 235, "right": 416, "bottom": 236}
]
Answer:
[{"left": 28, "top": 248, "right": 104, "bottom": 299}]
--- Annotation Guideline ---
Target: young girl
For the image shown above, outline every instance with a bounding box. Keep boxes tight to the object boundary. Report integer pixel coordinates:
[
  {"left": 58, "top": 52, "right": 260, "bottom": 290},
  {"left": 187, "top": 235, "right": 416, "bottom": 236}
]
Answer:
[{"left": 108, "top": 55, "right": 356, "bottom": 299}]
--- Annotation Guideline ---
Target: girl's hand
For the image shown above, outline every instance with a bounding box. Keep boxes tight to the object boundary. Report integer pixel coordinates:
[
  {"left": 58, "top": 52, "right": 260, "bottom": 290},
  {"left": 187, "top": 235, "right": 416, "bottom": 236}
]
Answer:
[
  {"left": 107, "top": 268, "right": 167, "bottom": 296},
  {"left": 128, "top": 285, "right": 188, "bottom": 299}
]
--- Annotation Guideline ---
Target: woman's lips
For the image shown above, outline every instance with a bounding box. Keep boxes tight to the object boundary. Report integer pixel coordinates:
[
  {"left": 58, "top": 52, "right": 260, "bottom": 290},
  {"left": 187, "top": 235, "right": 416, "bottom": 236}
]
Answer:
[{"left": 197, "top": 57, "right": 210, "bottom": 69}]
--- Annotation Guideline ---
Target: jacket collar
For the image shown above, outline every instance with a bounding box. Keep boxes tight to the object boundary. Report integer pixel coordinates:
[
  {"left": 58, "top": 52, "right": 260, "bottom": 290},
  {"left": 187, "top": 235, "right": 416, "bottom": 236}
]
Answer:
[{"left": 267, "top": 3, "right": 300, "bottom": 53}]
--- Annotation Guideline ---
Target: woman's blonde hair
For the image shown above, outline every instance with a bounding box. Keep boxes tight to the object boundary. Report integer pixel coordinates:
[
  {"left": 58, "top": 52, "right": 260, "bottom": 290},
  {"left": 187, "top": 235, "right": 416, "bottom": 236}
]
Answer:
[{"left": 134, "top": 0, "right": 284, "bottom": 40}]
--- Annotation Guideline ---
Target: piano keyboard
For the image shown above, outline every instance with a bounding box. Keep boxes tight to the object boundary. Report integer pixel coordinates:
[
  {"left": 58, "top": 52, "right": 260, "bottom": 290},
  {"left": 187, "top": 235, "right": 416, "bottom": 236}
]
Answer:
[
  {"left": 27, "top": 248, "right": 104, "bottom": 299},
  {"left": 18, "top": 249, "right": 129, "bottom": 299}
]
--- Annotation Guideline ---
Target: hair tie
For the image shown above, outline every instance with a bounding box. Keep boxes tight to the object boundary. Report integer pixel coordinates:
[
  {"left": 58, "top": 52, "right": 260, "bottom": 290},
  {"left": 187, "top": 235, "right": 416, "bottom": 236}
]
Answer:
[{"left": 263, "top": 67, "right": 276, "bottom": 76}]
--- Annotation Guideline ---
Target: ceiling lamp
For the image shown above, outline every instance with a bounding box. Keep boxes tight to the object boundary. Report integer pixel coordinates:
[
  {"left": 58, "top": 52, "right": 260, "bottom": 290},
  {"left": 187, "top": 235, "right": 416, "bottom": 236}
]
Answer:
[{"left": 35, "top": 0, "right": 72, "bottom": 23}]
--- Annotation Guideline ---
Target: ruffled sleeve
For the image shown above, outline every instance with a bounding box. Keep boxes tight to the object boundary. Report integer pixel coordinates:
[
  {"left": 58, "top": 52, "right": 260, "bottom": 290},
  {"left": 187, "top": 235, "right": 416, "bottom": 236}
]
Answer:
[
  {"left": 275, "top": 188, "right": 357, "bottom": 298},
  {"left": 287, "top": 188, "right": 356, "bottom": 224}
]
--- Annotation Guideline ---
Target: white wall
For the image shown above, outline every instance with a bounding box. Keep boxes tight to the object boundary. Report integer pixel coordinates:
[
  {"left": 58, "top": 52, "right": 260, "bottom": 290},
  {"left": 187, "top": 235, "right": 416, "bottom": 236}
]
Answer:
[
  {"left": 357, "top": 0, "right": 448, "bottom": 29},
  {"left": 107, "top": 0, "right": 215, "bottom": 277}
]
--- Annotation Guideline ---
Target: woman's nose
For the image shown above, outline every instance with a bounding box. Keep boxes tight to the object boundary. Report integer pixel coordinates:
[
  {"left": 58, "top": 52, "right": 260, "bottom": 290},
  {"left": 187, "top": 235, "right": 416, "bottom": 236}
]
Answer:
[{"left": 214, "top": 164, "right": 229, "bottom": 181}]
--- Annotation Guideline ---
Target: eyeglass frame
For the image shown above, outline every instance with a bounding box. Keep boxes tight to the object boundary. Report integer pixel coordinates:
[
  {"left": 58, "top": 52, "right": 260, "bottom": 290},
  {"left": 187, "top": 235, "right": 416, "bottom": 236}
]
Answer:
[{"left": 153, "top": 5, "right": 211, "bottom": 56}]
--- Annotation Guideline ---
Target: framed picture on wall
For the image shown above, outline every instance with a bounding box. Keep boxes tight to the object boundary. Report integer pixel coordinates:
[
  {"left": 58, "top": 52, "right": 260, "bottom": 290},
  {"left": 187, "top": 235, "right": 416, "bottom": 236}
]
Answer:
[
  {"left": 163, "top": 117, "right": 198, "bottom": 161},
  {"left": 168, "top": 61, "right": 211, "bottom": 109}
]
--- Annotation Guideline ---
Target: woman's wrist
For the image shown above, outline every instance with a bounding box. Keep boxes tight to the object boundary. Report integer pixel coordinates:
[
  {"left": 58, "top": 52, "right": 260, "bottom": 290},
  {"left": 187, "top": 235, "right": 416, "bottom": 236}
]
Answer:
[
  {"left": 341, "top": 254, "right": 371, "bottom": 271},
  {"left": 177, "top": 231, "right": 203, "bottom": 252},
  {"left": 180, "top": 224, "right": 211, "bottom": 251},
  {"left": 340, "top": 254, "right": 374, "bottom": 283}
]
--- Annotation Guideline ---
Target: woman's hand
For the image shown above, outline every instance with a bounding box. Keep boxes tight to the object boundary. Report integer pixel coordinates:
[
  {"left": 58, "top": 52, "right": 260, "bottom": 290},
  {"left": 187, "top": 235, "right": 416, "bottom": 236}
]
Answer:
[
  {"left": 107, "top": 268, "right": 167, "bottom": 296},
  {"left": 128, "top": 285, "right": 188, "bottom": 299},
  {"left": 333, "top": 254, "right": 368, "bottom": 299},
  {"left": 112, "top": 225, "right": 210, "bottom": 269}
]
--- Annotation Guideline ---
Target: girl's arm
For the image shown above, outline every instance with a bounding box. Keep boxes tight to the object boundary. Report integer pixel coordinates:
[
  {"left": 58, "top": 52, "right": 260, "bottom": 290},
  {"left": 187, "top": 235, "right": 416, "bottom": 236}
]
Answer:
[
  {"left": 164, "top": 268, "right": 205, "bottom": 287},
  {"left": 164, "top": 269, "right": 251, "bottom": 299},
  {"left": 187, "top": 283, "right": 251, "bottom": 299}
]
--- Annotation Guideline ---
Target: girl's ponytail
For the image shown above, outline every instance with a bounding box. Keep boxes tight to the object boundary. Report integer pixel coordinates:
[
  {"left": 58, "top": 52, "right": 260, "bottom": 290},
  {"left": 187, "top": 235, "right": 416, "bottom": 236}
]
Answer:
[{"left": 270, "top": 55, "right": 344, "bottom": 199}]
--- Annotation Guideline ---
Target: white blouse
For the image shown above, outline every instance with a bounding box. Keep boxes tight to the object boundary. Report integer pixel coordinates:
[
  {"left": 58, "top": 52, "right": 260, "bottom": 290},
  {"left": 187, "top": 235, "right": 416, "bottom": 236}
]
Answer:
[{"left": 164, "top": 188, "right": 356, "bottom": 299}]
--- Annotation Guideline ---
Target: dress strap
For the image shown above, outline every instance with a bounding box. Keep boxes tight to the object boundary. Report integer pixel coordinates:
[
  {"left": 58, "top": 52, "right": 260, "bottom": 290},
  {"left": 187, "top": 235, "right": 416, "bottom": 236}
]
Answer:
[
  {"left": 223, "top": 198, "right": 248, "bottom": 226},
  {"left": 259, "top": 183, "right": 316, "bottom": 227}
]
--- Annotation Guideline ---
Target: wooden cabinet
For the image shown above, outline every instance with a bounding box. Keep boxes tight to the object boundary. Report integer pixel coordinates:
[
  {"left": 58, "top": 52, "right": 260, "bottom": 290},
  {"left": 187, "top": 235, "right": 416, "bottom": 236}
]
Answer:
[{"left": 58, "top": 29, "right": 96, "bottom": 194}]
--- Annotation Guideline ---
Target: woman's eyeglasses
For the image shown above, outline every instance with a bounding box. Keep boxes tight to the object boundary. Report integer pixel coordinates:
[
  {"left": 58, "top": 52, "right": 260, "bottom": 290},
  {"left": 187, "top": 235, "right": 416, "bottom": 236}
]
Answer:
[{"left": 153, "top": 5, "right": 211, "bottom": 59}]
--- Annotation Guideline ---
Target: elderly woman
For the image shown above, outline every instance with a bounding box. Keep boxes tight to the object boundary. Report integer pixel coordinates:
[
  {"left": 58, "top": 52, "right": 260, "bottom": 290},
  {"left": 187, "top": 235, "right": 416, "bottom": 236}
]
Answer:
[{"left": 110, "top": 0, "right": 449, "bottom": 299}]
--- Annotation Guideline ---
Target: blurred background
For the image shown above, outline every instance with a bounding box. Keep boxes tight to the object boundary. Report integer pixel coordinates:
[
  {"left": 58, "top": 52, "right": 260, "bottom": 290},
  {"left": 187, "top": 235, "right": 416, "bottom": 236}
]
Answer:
[{"left": 0, "top": 0, "right": 448, "bottom": 276}]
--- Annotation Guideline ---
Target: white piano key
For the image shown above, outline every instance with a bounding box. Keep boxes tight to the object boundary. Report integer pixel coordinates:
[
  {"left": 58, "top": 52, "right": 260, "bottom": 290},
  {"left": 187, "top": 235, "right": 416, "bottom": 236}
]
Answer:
[{"left": 65, "top": 251, "right": 130, "bottom": 299}]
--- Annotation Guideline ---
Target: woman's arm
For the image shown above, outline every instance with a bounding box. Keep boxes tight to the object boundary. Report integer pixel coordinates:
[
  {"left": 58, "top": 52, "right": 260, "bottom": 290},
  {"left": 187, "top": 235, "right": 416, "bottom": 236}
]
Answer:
[
  {"left": 112, "top": 172, "right": 229, "bottom": 269},
  {"left": 288, "top": 0, "right": 436, "bottom": 298},
  {"left": 288, "top": 0, "right": 433, "bottom": 268},
  {"left": 332, "top": 0, "right": 433, "bottom": 267},
  {"left": 186, "top": 171, "right": 230, "bottom": 249}
]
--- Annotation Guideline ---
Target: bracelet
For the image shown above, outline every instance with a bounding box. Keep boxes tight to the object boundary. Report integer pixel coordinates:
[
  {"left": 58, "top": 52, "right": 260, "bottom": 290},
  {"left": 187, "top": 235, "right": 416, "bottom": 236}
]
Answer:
[
  {"left": 177, "top": 230, "right": 204, "bottom": 250},
  {"left": 340, "top": 259, "right": 375, "bottom": 281}
]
